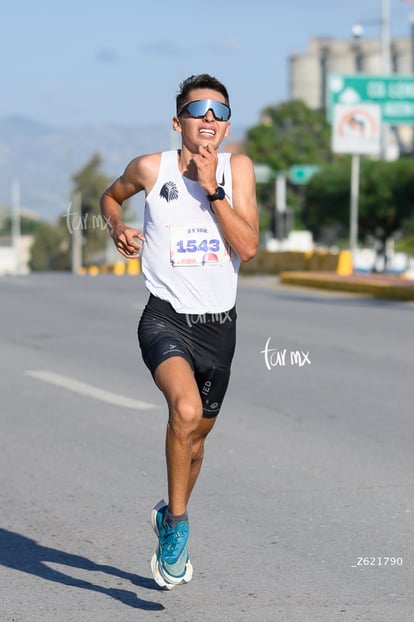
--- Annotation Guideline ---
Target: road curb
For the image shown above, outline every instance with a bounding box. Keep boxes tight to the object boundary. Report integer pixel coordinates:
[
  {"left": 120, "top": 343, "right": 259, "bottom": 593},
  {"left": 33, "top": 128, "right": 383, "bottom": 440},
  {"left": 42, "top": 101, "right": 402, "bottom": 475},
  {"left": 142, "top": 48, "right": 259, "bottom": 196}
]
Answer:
[{"left": 279, "top": 271, "right": 414, "bottom": 301}]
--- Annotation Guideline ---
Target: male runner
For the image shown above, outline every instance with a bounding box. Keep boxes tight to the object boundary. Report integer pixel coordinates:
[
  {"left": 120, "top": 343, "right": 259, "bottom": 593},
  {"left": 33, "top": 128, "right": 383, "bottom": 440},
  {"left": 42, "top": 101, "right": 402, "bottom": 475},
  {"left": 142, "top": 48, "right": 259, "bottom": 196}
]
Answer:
[{"left": 100, "top": 74, "right": 258, "bottom": 588}]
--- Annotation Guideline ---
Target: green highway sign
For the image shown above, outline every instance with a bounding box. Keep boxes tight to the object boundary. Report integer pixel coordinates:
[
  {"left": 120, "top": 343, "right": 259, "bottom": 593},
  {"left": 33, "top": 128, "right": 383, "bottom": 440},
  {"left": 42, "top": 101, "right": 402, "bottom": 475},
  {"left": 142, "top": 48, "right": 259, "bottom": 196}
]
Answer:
[
  {"left": 327, "top": 73, "right": 414, "bottom": 124},
  {"left": 289, "top": 164, "right": 321, "bottom": 185}
]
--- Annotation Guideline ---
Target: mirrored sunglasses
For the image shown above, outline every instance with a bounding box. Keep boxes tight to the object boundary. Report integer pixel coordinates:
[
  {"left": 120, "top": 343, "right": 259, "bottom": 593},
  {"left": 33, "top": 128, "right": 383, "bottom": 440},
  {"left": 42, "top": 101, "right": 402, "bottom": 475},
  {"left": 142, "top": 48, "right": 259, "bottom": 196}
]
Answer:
[{"left": 178, "top": 99, "right": 231, "bottom": 121}]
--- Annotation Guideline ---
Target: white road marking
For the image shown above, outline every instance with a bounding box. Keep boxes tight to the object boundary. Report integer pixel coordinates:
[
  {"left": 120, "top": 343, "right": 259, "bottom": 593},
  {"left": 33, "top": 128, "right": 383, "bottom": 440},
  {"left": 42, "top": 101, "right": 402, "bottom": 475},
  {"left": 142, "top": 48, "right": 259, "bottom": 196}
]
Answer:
[{"left": 25, "top": 370, "right": 157, "bottom": 410}]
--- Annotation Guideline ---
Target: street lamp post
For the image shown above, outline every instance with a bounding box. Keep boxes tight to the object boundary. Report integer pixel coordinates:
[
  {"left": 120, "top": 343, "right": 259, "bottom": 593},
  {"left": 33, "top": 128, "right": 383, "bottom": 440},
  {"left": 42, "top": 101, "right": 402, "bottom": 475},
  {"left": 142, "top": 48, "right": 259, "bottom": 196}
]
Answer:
[
  {"left": 381, "top": 0, "right": 391, "bottom": 160},
  {"left": 352, "top": 0, "right": 392, "bottom": 159},
  {"left": 381, "top": 0, "right": 391, "bottom": 74}
]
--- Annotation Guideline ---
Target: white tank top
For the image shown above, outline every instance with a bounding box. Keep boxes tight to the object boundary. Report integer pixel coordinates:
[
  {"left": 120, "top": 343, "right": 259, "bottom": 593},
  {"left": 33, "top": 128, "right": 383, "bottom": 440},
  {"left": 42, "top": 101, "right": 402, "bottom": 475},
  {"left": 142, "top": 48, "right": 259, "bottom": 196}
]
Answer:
[{"left": 141, "top": 150, "right": 240, "bottom": 314}]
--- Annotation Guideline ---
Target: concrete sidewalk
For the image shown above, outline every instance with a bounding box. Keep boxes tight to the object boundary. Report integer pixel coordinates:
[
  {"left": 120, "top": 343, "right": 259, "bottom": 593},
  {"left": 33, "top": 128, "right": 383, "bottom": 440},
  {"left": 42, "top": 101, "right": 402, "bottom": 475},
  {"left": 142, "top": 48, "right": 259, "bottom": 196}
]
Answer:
[{"left": 279, "top": 271, "right": 414, "bottom": 301}]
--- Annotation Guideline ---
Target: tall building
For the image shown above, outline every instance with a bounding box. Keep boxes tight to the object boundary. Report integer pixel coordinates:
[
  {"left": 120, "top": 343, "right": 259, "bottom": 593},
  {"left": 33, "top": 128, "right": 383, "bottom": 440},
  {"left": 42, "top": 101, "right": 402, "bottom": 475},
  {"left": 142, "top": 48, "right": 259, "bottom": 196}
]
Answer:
[
  {"left": 289, "top": 36, "right": 414, "bottom": 110},
  {"left": 289, "top": 35, "right": 414, "bottom": 154}
]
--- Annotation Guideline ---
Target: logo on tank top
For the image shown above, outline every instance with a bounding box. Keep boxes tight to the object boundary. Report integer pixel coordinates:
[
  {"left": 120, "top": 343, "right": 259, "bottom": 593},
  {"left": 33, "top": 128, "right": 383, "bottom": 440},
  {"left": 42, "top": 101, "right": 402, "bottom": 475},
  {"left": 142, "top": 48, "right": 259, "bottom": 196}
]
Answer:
[{"left": 160, "top": 181, "right": 178, "bottom": 202}]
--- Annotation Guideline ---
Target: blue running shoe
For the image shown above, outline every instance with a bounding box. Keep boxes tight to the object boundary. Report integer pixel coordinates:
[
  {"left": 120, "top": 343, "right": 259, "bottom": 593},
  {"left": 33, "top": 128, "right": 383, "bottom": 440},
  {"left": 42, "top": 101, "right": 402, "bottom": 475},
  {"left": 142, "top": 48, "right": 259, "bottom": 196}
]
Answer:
[{"left": 150, "top": 499, "right": 193, "bottom": 588}]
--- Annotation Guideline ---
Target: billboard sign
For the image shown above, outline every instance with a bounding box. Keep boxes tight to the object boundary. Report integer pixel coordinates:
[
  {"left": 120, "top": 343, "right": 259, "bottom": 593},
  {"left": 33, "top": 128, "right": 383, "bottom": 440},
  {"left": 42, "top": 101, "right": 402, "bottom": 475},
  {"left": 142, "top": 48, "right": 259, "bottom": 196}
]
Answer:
[{"left": 331, "top": 104, "right": 381, "bottom": 155}]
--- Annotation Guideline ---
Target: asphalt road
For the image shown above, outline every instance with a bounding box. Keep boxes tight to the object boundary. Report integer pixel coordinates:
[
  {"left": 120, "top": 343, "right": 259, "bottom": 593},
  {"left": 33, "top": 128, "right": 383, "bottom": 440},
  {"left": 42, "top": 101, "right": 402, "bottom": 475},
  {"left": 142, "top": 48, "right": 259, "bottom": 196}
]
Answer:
[{"left": 0, "top": 273, "right": 413, "bottom": 622}]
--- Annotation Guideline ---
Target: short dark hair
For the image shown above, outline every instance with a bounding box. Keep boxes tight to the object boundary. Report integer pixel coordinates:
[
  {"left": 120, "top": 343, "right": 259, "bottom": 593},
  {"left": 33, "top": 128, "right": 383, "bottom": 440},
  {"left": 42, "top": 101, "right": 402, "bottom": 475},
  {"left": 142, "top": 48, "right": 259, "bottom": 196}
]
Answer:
[{"left": 176, "top": 74, "right": 230, "bottom": 114}]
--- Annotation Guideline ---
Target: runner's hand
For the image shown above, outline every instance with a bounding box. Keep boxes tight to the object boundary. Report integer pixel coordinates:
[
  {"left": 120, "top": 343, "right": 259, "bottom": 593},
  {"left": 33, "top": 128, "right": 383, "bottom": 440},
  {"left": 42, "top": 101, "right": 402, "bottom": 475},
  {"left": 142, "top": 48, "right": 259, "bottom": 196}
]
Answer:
[
  {"left": 111, "top": 224, "right": 144, "bottom": 258},
  {"left": 192, "top": 144, "right": 218, "bottom": 194}
]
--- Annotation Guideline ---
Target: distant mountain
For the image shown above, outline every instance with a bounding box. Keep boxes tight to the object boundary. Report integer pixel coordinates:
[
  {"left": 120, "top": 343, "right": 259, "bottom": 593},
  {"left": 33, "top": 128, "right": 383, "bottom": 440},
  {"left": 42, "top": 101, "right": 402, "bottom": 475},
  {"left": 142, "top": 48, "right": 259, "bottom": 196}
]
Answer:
[{"left": 0, "top": 116, "right": 247, "bottom": 222}]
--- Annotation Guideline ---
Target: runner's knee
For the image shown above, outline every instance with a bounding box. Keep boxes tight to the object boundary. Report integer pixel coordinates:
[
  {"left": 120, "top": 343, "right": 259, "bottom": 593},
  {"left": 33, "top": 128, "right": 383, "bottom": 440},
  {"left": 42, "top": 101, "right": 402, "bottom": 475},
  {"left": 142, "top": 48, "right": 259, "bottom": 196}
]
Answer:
[{"left": 169, "top": 397, "right": 202, "bottom": 437}]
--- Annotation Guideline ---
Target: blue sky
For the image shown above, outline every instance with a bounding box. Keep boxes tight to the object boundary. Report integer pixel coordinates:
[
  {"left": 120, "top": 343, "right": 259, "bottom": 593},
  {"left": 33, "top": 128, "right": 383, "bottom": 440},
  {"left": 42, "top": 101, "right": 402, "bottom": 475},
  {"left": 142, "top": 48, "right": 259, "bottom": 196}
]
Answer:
[{"left": 2, "top": 0, "right": 414, "bottom": 131}]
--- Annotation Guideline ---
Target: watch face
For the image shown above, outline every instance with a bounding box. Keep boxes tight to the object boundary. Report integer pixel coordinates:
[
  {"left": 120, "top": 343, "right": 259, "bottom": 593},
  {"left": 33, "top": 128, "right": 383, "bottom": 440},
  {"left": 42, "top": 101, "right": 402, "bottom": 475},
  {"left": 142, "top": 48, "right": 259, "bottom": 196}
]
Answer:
[{"left": 208, "top": 187, "right": 225, "bottom": 200}]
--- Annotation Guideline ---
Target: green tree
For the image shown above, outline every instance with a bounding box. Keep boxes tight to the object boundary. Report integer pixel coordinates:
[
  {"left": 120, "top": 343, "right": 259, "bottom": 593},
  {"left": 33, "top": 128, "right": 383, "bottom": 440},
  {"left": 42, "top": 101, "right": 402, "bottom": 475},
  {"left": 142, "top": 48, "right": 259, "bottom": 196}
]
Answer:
[
  {"left": 243, "top": 100, "right": 333, "bottom": 233},
  {"left": 395, "top": 217, "right": 414, "bottom": 254},
  {"left": 0, "top": 214, "right": 44, "bottom": 236},
  {"left": 303, "top": 160, "right": 350, "bottom": 244},
  {"left": 29, "top": 222, "right": 70, "bottom": 271},
  {"left": 244, "top": 100, "right": 332, "bottom": 171},
  {"left": 71, "top": 153, "right": 112, "bottom": 265},
  {"left": 30, "top": 153, "right": 126, "bottom": 271},
  {"left": 306, "top": 157, "right": 414, "bottom": 263}
]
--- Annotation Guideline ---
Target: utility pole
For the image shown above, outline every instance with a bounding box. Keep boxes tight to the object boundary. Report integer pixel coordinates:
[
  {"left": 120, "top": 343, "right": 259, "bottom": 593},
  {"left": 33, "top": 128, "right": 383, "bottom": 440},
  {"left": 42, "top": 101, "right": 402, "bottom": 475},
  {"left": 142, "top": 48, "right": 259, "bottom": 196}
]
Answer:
[
  {"left": 275, "top": 175, "right": 286, "bottom": 242},
  {"left": 381, "top": 0, "right": 391, "bottom": 159},
  {"left": 381, "top": 0, "right": 391, "bottom": 73},
  {"left": 71, "top": 191, "right": 83, "bottom": 274},
  {"left": 350, "top": 154, "right": 360, "bottom": 257},
  {"left": 11, "top": 177, "right": 21, "bottom": 275}
]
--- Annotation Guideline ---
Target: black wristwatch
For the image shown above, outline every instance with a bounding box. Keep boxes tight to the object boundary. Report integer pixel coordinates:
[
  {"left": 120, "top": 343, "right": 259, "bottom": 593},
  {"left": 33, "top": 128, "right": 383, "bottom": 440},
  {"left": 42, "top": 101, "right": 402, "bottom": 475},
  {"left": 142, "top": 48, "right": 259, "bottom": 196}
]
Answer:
[{"left": 206, "top": 187, "right": 225, "bottom": 201}]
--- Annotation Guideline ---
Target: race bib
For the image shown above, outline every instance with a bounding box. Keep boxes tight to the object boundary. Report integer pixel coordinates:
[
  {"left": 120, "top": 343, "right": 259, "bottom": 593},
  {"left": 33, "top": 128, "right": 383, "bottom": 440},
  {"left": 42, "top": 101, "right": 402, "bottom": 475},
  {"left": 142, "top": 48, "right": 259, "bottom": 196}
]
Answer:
[{"left": 170, "top": 224, "right": 231, "bottom": 267}]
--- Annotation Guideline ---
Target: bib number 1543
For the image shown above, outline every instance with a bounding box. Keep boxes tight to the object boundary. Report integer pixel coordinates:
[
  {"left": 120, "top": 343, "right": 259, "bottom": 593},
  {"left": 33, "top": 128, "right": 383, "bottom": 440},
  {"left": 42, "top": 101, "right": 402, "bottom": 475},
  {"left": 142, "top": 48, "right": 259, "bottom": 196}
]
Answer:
[{"left": 176, "top": 239, "right": 220, "bottom": 253}]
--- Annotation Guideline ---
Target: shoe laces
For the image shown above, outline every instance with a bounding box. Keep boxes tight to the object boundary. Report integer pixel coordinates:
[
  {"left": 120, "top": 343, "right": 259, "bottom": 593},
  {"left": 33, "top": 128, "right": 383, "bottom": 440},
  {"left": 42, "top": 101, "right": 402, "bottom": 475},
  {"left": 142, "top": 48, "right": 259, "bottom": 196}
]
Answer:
[{"left": 163, "top": 521, "right": 188, "bottom": 555}]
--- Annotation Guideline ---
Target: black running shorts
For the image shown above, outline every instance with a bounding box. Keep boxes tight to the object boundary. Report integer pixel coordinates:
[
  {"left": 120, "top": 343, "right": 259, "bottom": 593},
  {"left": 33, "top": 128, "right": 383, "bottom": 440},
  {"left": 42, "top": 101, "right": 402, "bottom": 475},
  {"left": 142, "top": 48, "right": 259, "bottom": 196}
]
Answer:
[{"left": 137, "top": 294, "right": 237, "bottom": 418}]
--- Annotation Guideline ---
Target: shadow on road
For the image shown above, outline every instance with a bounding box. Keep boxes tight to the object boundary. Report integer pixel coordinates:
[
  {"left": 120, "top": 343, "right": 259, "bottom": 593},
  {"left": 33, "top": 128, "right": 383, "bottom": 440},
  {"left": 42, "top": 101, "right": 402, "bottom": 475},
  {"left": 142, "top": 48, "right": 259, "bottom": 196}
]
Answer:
[{"left": 0, "top": 528, "right": 164, "bottom": 611}]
